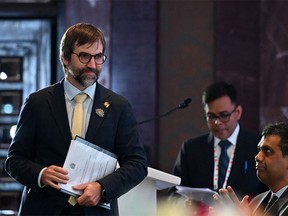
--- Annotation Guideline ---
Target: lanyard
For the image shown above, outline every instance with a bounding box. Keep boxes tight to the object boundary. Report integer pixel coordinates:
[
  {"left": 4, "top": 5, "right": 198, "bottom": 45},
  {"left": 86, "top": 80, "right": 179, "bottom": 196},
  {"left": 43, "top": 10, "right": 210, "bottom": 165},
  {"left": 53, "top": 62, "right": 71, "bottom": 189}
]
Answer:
[{"left": 213, "top": 144, "right": 235, "bottom": 190}]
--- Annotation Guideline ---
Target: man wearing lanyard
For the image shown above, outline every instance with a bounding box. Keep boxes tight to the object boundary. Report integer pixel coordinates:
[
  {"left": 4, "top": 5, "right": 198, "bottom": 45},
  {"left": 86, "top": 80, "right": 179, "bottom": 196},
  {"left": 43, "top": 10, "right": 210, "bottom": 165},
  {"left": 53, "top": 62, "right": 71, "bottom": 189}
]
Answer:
[{"left": 173, "top": 81, "right": 267, "bottom": 199}]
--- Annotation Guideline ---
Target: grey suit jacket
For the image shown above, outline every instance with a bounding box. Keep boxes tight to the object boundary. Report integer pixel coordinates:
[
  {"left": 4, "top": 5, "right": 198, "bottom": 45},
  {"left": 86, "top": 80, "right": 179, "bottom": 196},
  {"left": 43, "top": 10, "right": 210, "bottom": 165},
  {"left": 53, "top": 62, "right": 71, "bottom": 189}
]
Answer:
[
  {"left": 250, "top": 188, "right": 288, "bottom": 216},
  {"left": 5, "top": 80, "right": 148, "bottom": 216}
]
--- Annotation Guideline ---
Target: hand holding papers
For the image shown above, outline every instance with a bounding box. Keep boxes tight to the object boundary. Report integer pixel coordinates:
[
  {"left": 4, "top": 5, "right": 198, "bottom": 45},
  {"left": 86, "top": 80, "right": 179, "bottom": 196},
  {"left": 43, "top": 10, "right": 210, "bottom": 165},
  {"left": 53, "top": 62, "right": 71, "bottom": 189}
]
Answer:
[{"left": 59, "top": 136, "right": 117, "bottom": 197}]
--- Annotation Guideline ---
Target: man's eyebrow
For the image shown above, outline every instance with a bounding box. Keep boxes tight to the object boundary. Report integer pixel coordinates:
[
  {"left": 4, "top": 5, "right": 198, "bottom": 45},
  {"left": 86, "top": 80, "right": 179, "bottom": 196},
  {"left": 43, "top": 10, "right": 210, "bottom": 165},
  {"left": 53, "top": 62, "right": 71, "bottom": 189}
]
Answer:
[
  {"left": 257, "top": 144, "right": 267, "bottom": 149},
  {"left": 260, "top": 145, "right": 273, "bottom": 151}
]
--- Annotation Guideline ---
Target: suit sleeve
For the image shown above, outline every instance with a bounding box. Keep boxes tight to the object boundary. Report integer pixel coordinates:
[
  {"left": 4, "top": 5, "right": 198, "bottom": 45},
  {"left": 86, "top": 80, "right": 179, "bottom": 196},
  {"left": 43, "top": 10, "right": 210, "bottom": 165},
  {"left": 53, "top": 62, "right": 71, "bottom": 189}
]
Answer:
[
  {"left": 173, "top": 140, "right": 190, "bottom": 186},
  {"left": 5, "top": 95, "right": 45, "bottom": 187}
]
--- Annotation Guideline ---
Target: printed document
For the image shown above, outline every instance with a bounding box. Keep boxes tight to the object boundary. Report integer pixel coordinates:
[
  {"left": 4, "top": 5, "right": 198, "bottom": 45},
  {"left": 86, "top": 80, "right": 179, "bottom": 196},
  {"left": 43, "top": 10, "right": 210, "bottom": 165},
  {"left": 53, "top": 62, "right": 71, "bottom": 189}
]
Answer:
[{"left": 59, "top": 136, "right": 118, "bottom": 197}]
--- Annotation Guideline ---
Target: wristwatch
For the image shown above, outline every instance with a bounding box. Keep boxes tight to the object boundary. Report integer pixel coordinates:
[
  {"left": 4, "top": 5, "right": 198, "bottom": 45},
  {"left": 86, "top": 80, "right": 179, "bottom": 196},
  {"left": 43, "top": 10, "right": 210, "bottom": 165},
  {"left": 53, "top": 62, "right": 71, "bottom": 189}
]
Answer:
[
  {"left": 97, "top": 181, "right": 107, "bottom": 202},
  {"left": 101, "top": 187, "right": 106, "bottom": 199}
]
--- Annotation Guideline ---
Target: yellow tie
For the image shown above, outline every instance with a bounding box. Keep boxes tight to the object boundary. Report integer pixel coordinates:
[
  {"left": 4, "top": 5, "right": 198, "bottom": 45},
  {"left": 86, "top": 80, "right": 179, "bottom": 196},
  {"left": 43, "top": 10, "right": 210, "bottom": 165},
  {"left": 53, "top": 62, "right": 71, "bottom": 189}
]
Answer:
[
  {"left": 71, "top": 93, "right": 87, "bottom": 139},
  {"left": 68, "top": 93, "right": 87, "bottom": 206}
]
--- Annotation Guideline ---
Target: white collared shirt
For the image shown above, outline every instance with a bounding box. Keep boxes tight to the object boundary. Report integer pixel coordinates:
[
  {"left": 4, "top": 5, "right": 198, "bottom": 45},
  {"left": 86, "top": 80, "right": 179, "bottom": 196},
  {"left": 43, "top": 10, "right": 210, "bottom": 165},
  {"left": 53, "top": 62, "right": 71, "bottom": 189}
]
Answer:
[
  {"left": 213, "top": 124, "right": 240, "bottom": 189},
  {"left": 273, "top": 185, "right": 288, "bottom": 198},
  {"left": 214, "top": 123, "right": 240, "bottom": 159}
]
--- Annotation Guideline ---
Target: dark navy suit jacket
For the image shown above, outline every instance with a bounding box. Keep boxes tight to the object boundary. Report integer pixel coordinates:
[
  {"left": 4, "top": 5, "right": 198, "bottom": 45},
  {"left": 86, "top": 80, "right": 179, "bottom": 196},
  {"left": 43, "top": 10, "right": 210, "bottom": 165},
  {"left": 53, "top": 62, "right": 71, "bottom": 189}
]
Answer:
[
  {"left": 173, "top": 129, "right": 267, "bottom": 199},
  {"left": 5, "top": 80, "right": 147, "bottom": 216}
]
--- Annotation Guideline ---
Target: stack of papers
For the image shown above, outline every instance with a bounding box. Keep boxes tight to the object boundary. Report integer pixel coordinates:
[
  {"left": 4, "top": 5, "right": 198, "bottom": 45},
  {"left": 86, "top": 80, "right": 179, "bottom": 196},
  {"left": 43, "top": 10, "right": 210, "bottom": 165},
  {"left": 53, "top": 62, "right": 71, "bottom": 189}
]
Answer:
[
  {"left": 59, "top": 136, "right": 118, "bottom": 197},
  {"left": 176, "top": 186, "right": 219, "bottom": 205}
]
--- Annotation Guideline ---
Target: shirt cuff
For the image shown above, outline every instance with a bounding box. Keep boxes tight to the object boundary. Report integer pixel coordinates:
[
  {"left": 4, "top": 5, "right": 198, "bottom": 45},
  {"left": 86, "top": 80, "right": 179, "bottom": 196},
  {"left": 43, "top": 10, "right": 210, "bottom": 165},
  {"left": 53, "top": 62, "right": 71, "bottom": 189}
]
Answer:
[{"left": 38, "top": 167, "right": 47, "bottom": 188}]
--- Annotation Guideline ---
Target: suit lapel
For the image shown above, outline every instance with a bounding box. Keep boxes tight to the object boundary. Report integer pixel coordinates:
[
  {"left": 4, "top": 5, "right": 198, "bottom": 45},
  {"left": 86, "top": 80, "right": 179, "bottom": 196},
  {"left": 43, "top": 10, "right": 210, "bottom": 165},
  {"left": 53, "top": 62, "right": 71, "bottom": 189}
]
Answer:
[
  {"left": 251, "top": 191, "right": 270, "bottom": 215},
  {"left": 46, "top": 81, "right": 113, "bottom": 146},
  {"left": 85, "top": 84, "right": 112, "bottom": 141},
  {"left": 206, "top": 133, "right": 215, "bottom": 184},
  {"left": 47, "top": 80, "right": 71, "bottom": 146},
  {"left": 275, "top": 187, "right": 288, "bottom": 215}
]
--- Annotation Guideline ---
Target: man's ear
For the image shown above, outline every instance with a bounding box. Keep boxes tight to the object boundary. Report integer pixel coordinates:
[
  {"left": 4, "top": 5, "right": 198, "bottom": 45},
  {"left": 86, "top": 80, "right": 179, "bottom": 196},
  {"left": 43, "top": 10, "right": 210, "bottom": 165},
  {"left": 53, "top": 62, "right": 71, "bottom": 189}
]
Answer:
[
  {"left": 62, "top": 57, "right": 68, "bottom": 68},
  {"left": 236, "top": 105, "right": 242, "bottom": 120},
  {"left": 285, "top": 156, "right": 288, "bottom": 169}
]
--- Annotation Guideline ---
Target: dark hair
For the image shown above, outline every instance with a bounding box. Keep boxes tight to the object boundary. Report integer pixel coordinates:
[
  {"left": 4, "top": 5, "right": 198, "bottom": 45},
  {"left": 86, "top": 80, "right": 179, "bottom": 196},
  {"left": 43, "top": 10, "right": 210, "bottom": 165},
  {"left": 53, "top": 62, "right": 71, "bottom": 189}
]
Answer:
[
  {"left": 59, "top": 23, "right": 106, "bottom": 69},
  {"left": 202, "top": 81, "right": 238, "bottom": 106},
  {"left": 262, "top": 122, "right": 288, "bottom": 156}
]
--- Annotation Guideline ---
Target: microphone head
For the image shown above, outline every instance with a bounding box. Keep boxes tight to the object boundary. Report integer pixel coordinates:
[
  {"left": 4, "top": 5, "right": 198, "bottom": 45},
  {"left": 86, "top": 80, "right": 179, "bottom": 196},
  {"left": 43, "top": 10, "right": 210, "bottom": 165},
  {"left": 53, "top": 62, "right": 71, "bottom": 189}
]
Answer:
[{"left": 179, "top": 98, "right": 192, "bottom": 109}]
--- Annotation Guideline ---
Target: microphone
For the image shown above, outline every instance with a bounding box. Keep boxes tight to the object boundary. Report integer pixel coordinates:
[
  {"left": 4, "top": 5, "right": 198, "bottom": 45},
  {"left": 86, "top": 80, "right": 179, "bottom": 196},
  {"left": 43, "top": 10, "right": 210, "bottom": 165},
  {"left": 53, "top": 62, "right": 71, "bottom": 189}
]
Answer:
[
  {"left": 178, "top": 98, "right": 192, "bottom": 109},
  {"left": 137, "top": 98, "right": 192, "bottom": 125}
]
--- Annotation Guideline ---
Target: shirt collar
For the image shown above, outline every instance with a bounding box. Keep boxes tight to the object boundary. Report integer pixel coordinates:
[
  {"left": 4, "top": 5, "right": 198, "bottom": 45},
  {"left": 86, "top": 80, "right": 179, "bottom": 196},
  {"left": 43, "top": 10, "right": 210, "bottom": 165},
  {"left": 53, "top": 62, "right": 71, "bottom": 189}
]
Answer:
[
  {"left": 64, "top": 78, "right": 96, "bottom": 100},
  {"left": 214, "top": 123, "right": 240, "bottom": 146},
  {"left": 273, "top": 185, "right": 288, "bottom": 198}
]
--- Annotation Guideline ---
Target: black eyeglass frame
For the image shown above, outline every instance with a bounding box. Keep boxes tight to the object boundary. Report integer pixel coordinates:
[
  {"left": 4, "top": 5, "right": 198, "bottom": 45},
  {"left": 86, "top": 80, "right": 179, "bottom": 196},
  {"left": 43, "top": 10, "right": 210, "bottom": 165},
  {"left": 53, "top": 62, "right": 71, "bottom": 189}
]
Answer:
[
  {"left": 72, "top": 52, "right": 107, "bottom": 65},
  {"left": 204, "top": 106, "right": 238, "bottom": 123}
]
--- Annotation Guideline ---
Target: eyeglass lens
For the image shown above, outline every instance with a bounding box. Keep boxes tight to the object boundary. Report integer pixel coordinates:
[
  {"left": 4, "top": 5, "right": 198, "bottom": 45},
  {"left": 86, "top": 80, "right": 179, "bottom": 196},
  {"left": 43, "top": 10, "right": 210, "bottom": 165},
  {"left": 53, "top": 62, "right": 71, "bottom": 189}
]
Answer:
[
  {"left": 207, "top": 114, "right": 231, "bottom": 123},
  {"left": 77, "top": 52, "right": 107, "bottom": 64},
  {"left": 206, "top": 107, "right": 237, "bottom": 123}
]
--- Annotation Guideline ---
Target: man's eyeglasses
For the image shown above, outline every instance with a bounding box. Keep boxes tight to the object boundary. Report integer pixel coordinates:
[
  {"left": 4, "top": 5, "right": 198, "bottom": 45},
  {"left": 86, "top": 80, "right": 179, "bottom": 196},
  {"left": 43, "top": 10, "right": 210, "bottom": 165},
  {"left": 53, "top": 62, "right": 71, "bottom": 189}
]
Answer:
[
  {"left": 205, "top": 106, "right": 238, "bottom": 123},
  {"left": 72, "top": 52, "right": 107, "bottom": 65}
]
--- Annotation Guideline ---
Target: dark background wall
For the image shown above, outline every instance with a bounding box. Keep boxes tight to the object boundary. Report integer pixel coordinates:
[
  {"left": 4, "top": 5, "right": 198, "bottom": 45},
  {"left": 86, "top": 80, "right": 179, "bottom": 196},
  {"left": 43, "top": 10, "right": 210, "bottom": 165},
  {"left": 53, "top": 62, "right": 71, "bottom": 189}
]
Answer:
[
  {"left": 157, "top": 0, "right": 214, "bottom": 172},
  {"left": 215, "top": 0, "right": 260, "bottom": 134},
  {"left": 1, "top": 0, "right": 288, "bottom": 175}
]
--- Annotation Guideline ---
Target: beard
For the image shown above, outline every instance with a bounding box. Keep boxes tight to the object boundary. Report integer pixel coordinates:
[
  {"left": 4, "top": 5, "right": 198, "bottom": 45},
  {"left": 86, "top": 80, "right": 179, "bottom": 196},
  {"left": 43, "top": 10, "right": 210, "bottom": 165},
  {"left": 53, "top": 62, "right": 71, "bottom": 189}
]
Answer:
[{"left": 73, "top": 67, "right": 100, "bottom": 88}]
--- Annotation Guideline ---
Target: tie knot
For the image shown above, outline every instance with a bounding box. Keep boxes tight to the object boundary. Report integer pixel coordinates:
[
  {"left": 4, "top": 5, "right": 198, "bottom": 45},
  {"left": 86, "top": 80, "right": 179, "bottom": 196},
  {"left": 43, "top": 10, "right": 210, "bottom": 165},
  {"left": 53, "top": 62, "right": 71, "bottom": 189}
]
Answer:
[
  {"left": 219, "top": 140, "right": 231, "bottom": 150},
  {"left": 269, "top": 195, "right": 278, "bottom": 203},
  {"left": 74, "top": 93, "right": 87, "bottom": 104},
  {"left": 264, "top": 194, "right": 278, "bottom": 212}
]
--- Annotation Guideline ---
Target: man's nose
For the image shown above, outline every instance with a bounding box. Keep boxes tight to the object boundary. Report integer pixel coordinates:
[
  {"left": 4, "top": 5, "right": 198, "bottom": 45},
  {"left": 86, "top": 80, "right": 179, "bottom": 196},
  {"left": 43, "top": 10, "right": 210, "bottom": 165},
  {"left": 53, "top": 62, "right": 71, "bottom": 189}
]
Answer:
[
  {"left": 87, "top": 57, "right": 97, "bottom": 68},
  {"left": 214, "top": 118, "right": 221, "bottom": 124},
  {"left": 255, "top": 152, "right": 262, "bottom": 162}
]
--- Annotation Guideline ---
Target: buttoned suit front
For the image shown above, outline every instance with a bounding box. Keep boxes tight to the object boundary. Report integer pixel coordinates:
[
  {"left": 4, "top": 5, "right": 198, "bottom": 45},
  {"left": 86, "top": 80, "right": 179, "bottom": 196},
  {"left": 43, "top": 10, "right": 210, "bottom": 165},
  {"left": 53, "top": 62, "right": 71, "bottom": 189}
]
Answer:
[
  {"left": 5, "top": 80, "right": 148, "bottom": 216},
  {"left": 173, "top": 128, "right": 267, "bottom": 199}
]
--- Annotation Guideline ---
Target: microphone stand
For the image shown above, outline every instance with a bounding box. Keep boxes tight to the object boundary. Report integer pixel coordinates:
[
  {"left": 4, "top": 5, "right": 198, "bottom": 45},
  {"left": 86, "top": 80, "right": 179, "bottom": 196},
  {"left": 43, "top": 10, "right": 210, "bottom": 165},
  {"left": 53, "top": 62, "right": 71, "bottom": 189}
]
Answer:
[
  {"left": 137, "top": 107, "right": 179, "bottom": 125},
  {"left": 137, "top": 98, "right": 192, "bottom": 125}
]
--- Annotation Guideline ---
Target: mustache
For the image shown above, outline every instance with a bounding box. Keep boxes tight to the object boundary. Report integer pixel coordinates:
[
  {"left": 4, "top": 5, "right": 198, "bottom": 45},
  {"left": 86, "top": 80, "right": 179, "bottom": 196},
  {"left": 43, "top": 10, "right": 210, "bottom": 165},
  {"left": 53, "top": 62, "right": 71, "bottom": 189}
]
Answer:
[{"left": 79, "top": 67, "right": 99, "bottom": 75}]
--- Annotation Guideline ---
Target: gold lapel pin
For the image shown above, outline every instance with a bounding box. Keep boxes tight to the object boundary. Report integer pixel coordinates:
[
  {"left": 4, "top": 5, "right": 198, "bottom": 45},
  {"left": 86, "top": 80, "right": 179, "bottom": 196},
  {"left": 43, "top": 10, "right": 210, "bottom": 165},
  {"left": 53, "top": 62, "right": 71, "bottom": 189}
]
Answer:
[{"left": 104, "top": 102, "right": 110, "bottom": 108}]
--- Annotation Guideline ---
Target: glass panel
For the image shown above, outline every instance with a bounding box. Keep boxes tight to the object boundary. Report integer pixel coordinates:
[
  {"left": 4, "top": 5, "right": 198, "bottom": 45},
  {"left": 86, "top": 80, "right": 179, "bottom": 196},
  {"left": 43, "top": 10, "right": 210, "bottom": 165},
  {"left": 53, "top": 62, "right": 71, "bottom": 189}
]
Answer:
[
  {"left": 0, "top": 57, "right": 22, "bottom": 82},
  {"left": 0, "top": 91, "right": 22, "bottom": 116}
]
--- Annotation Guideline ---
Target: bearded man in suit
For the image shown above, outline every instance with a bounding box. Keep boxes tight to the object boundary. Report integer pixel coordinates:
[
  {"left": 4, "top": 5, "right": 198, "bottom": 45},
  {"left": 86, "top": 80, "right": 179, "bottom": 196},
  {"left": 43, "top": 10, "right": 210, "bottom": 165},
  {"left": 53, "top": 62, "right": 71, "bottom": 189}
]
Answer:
[{"left": 5, "top": 23, "right": 147, "bottom": 216}]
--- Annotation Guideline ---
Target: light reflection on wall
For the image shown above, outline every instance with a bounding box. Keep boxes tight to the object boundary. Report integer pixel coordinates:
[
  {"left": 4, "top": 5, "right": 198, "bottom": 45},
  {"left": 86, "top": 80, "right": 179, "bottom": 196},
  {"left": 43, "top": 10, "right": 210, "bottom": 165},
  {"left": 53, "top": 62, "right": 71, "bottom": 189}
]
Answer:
[
  {"left": 0, "top": 91, "right": 21, "bottom": 116},
  {"left": 10, "top": 125, "right": 16, "bottom": 139},
  {"left": 0, "top": 72, "right": 8, "bottom": 80},
  {"left": 2, "top": 103, "right": 13, "bottom": 114},
  {"left": 0, "top": 125, "right": 16, "bottom": 144}
]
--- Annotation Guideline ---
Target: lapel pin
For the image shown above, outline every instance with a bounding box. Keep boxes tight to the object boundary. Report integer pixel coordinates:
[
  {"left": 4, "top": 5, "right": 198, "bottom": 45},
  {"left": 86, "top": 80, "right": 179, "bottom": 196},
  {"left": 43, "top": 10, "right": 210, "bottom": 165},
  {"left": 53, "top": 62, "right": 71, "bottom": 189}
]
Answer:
[
  {"left": 96, "top": 108, "right": 105, "bottom": 117},
  {"left": 104, "top": 102, "right": 110, "bottom": 108}
]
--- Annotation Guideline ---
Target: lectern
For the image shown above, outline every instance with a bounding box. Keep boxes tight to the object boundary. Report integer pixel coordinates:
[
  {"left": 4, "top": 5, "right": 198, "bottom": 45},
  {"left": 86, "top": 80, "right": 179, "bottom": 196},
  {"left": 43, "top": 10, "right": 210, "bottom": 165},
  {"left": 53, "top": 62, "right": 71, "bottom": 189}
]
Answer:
[{"left": 118, "top": 167, "right": 181, "bottom": 216}]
